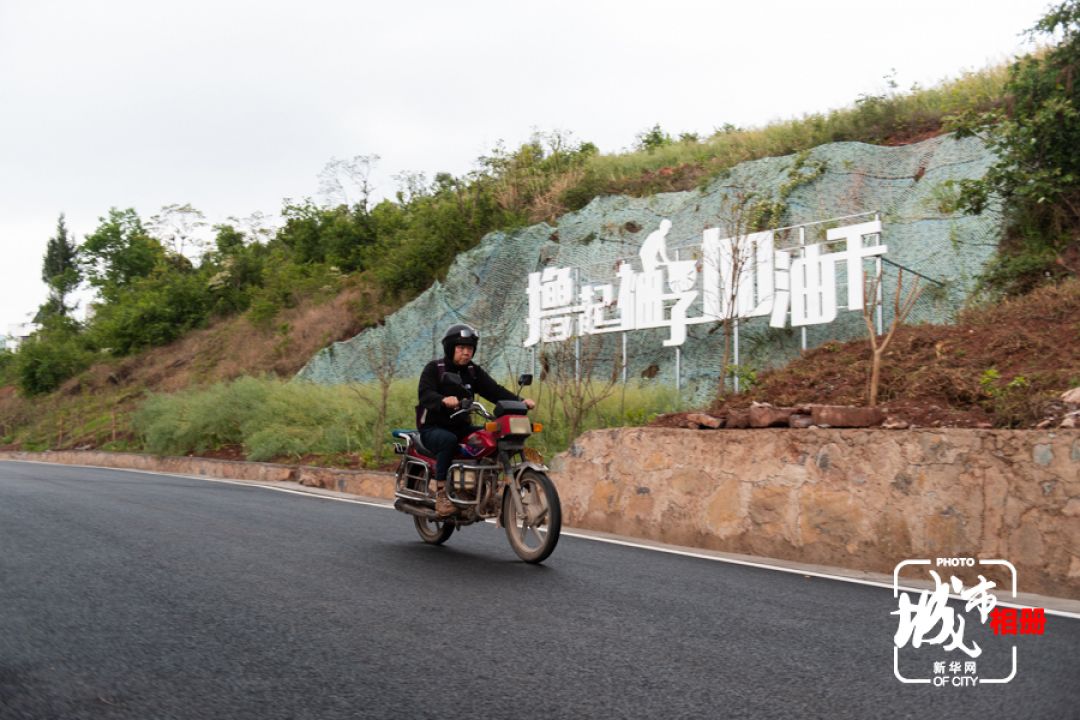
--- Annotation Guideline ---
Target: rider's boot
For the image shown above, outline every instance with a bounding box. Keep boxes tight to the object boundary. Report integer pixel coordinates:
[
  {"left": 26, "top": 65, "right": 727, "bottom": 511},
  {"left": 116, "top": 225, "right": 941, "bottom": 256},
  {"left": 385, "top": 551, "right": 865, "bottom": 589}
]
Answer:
[{"left": 435, "top": 486, "right": 457, "bottom": 518}]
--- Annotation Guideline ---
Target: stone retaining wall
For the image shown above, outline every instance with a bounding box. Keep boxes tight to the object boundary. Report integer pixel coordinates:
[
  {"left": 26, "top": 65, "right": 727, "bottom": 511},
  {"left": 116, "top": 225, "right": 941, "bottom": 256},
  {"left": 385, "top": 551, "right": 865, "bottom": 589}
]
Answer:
[
  {"left": 5, "top": 427, "right": 1078, "bottom": 598},
  {"left": 550, "top": 428, "right": 1080, "bottom": 599}
]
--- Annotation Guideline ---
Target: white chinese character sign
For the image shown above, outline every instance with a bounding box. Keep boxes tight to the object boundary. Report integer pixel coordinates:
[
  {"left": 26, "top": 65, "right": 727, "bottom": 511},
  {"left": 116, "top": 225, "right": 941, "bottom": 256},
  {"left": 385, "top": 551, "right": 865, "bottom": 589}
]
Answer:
[{"left": 524, "top": 217, "right": 886, "bottom": 348}]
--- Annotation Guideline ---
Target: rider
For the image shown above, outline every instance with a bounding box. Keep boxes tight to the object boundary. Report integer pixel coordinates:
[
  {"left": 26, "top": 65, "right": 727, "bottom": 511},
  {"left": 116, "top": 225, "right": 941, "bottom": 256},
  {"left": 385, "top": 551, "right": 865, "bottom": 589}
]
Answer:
[{"left": 418, "top": 323, "right": 535, "bottom": 518}]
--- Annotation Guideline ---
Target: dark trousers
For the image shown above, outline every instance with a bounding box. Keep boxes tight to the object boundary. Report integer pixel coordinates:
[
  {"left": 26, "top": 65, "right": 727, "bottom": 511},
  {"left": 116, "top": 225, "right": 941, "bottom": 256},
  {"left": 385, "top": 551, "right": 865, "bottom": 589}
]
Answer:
[{"left": 420, "top": 427, "right": 459, "bottom": 482}]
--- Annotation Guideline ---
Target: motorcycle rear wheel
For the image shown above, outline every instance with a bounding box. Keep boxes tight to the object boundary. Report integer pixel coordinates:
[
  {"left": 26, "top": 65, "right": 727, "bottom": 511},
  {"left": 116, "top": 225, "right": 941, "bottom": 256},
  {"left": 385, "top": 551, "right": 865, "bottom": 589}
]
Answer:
[
  {"left": 414, "top": 516, "right": 454, "bottom": 545},
  {"left": 502, "top": 469, "right": 561, "bottom": 563}
]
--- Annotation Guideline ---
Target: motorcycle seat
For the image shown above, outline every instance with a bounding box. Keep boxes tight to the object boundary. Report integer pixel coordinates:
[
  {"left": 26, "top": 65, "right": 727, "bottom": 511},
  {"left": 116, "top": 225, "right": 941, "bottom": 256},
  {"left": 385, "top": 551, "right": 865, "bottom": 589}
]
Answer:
[{"left": 392, "top": 429, "right": 436, "bottom": 459}]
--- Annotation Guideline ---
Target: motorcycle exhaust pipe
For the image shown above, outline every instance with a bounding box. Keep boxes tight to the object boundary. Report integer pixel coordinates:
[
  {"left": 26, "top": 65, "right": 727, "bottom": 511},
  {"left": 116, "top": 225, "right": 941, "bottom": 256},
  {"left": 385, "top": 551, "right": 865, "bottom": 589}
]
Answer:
[{"left": 393, "top": 499, "right": 438, "bottom": 520}]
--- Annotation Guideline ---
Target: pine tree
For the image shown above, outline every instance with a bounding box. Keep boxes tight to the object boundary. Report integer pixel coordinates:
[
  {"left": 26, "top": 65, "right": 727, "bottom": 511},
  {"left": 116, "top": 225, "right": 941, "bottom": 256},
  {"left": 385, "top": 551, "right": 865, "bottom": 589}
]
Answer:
[{"left": 37, "top": 213, "right": 81, "bottom": 321}]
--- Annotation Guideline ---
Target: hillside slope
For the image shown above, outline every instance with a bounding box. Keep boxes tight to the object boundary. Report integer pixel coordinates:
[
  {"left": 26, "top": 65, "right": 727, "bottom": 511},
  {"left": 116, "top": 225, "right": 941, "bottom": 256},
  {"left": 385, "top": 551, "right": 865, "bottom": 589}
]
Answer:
[
  {"left": 298, "top": 134, "right": 1000, "bottom": 402},
  {"left": 0, "top": 283, "right": 382, "bottom": 450},
  {"left": 704, "top": 278, "right": 1080, "bottom": 428}
]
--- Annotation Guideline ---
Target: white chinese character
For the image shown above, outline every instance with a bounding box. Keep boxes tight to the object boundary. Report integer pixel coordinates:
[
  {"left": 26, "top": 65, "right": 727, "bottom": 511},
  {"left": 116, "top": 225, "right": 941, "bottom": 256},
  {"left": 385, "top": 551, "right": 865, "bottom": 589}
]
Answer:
[
  {"left": 614, "top": 223, "right": 699, "bottom": 346},
  {"left": 541, "top": 316, "right": 574, "bottom": 343},
  {"left": 702, "top": 229, "right": 776, "bottom": 321},
  {"left": 789, "top": 243, "right": 837, "bottom": 326},
  {"left": 959, "top": 575, "right": 998, "bottom": 623},
  {"left": 524, "top": 268, "right": 581, "bottom": 347},
  {"left": 540, "top": 267, "right": 574, "bottom": 309},
  {"left": 893, "top": 570, "right": 982, "bottom": 658},
  {"left": 964, "top": 661, "right": 977, "bottom": 675},
  {"left": 824, "top": 220, "right": 886, "bottom": 311},
  {"left": 933, "top": 661, "right": 946, "bottom": 675},
  {"left": 577, "top": 282, "right": 619, "bottom": 335}
]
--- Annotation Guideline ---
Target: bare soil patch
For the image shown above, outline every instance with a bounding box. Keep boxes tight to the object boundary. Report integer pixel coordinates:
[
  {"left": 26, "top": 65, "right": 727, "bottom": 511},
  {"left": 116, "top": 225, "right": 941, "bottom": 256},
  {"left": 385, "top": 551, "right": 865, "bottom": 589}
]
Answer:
[{"left": 656, "top": 279, "right": 1080, "bottom": 429}]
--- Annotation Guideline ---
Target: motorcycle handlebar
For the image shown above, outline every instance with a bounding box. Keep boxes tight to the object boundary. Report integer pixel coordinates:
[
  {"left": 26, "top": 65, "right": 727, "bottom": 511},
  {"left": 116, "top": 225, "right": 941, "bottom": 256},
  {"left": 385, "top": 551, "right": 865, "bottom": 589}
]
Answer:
[{"left": 449, "top": 400, "right": 493, "bottom": 420}]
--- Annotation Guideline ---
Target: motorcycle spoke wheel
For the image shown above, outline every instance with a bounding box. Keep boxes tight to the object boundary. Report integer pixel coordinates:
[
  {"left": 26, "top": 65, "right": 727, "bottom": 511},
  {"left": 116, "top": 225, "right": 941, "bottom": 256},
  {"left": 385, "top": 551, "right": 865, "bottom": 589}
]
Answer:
[
  {"left": 502, "top": 469, "right": 561, "bottom": 563},
  {"left": 414, "top": 516, "right": 454, "bottom": 545}
]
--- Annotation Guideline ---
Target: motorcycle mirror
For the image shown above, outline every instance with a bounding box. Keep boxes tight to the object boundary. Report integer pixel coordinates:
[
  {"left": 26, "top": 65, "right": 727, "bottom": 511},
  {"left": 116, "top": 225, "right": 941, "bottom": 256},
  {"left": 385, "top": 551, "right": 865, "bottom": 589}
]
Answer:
[
  {"left": 517, "top": 373, "right": 533, "bottom": 387},
  {"left": 442, "top": 372, "right": 465, "bottom": 389}
]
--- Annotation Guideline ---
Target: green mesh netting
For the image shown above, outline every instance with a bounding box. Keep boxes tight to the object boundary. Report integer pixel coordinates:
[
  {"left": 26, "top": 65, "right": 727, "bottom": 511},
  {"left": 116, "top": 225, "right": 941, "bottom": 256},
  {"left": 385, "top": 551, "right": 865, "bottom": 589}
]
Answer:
[{"left": 296, "top": 134, "right": 1000, "bottom": 404}]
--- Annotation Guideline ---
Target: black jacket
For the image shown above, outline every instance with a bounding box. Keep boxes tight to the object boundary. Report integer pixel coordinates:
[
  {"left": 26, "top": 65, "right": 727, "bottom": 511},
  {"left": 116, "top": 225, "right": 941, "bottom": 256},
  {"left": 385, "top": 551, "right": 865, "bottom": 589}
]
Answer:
[{"left": 418, "top": 358, "right": 519, "bottom": 435}]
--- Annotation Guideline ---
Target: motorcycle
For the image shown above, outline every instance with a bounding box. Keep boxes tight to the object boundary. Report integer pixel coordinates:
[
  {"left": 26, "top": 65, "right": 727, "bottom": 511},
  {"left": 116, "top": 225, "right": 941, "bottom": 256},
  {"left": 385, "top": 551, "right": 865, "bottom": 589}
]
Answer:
[{"left": 390, "top": 372, "right": 561, "bottom": 563}]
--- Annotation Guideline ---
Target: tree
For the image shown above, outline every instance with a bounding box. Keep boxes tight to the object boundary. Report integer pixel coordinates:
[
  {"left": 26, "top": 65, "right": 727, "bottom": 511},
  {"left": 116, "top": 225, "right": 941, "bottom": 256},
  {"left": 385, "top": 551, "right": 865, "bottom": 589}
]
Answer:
[
  {"left": 14, "top": 329, "right": 92, "bottom": 396},
  {"left": 636, "top": 123, "right": 673, "bottom": 153},
  {"left": 36, "top": 214, "right": 81, "bottom": 322},
  {"left": 80, "top": 208, "right": 165, "bottom": 302},
  {"left": 949, "top": 1, "right": 1080, "bottom": 292},
  {"left": 318, "top": 154, "right": 380, "bottom": 211},
  {"left": 712, "top": 191, "right": 765, "bottom": 399},
  {"left": 346, "top": 324, "right": 403, "bottom": 465},
  {"left": 226, "top": 211, "right": 276, "bottom": 247},
  {"left": 536, "top": 334, "right": 621, "bottom": 445},
  {"left": 87, "top": 270, "right": 213, "bottom": 355},
  {"left": 148, "top": 203, "right": 209, "bottom": 261},
  {"left": 862, "top": 269, "right": 922, "bottom": 406}
]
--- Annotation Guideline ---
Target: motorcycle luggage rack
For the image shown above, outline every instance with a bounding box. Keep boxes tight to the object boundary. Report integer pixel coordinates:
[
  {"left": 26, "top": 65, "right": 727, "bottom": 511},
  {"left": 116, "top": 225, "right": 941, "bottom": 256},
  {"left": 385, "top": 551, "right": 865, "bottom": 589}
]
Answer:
[
  {"left": 395, "top": 457, "right": 433, "bottom": 502},
  {"left": 446, "top": 462, "right": 497, "bottom": 506}
]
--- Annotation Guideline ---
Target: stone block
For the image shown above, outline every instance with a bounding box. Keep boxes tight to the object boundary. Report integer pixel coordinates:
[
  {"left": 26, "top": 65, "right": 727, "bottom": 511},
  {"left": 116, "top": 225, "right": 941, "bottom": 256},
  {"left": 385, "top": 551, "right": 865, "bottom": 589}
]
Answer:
[
  {"left": 811, "top": 405, "right": 884, "bottom": 428},
  {"left": 749, "top": 404, "right": 796, "bottom": 428},
  {"left": 685, "top": 412, "right": 723, "bottom": 429},
  {"left": 725, "top": 410, "right": 750, "bottom": 429}
]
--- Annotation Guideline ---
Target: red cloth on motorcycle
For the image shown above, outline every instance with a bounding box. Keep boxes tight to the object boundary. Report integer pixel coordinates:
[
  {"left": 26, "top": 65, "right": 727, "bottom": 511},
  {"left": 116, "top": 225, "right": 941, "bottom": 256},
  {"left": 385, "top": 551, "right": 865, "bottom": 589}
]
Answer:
[{"left": 416, "top": 359, "right": 519, "bottom": 435}]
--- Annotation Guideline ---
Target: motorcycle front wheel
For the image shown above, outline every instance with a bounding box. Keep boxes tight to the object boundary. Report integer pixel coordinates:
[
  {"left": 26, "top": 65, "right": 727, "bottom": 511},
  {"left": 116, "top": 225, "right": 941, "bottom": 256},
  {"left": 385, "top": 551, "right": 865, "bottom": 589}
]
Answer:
[
  {"left": 414, "top": 516, "right": 454, "bottom": 545},
  {"left": 502, "top": 469, "right": 561, "bottom": 563}
]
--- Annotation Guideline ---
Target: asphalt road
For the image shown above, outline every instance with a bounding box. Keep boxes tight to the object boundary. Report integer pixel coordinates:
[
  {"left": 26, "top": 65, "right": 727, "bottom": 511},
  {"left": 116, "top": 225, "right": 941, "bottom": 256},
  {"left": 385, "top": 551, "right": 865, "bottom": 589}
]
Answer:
[{"left": 1, "top": 461, "right": 1078, "bottom": 720}]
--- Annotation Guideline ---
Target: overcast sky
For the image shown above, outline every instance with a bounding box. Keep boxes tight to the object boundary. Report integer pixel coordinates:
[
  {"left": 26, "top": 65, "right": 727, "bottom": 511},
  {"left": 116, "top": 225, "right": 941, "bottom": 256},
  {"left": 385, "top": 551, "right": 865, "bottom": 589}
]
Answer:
[{"left": 0, "top": 0, "right": 1050, "bottom": 336}]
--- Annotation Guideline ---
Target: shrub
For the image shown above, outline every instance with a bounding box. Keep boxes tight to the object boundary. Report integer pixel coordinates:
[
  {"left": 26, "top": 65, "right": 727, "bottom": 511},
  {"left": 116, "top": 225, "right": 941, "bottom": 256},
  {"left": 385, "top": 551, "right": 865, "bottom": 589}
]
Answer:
[
  {"left": 14, "top": 331, "right": 94, "bottom": 396},
  {"left": 948, "top": 3, "right": 1080, "bottom": 294},
  {"left": 88, "top": 269, "right": 213, "bottom": 355},
  {"left": 132, "top": 375, "right": 681, "bottom": 464}
]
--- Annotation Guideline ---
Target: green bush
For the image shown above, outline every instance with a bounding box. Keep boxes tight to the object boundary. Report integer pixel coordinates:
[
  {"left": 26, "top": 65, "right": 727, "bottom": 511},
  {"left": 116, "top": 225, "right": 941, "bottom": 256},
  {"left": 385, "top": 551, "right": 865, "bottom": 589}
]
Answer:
[
  {"left": 135, "top": 377, "right": 417, "bottom": 462},
  {"left": 88, "top": 268, "right": 213, "bottom": 355},
  {"left": 948, "top": 3, "right": 1080, "bottom": 295},
  {"left": 132, "top": 375, "right": 681, "bottom": 464},
  {"left": 14, "top": 330, "right": 94, "bottom": 396},
  {"left": 0, "top": 349, "right": 16, "bottom": 386}
]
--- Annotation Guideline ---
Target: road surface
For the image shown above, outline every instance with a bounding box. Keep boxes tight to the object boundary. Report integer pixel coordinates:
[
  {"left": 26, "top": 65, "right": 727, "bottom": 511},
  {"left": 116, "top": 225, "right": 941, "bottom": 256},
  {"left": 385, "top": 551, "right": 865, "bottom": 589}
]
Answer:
[{"left": 1, "top": 461, "right": 1077, "bottom": 719}]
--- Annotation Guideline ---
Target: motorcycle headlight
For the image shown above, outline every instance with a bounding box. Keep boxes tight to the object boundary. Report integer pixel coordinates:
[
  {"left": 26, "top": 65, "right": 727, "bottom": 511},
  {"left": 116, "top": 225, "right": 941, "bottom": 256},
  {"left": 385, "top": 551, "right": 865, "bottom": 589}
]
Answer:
[{"left": 507, "top": 416, "right": 532, "bottom": 435}]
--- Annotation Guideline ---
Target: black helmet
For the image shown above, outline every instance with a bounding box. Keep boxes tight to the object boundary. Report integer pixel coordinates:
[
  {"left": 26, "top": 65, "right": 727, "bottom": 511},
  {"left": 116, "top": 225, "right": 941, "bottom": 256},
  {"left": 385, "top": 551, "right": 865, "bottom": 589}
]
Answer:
[{"left": 441, "top": 323, "right": 479, "bottom": 357}]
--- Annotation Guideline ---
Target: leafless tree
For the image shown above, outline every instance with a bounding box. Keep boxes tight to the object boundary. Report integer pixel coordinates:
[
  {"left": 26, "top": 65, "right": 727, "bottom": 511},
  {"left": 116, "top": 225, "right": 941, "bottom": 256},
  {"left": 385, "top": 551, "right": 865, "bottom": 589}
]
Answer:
[
  {"left": 148, "top": 203, "right": 209, "bottom": 261},
  {"left": 537, "top": 334, "right": 621, "bottom": 443},
  {"left": 226, "top": 210, "right": 277, "bottom": 246},
  {"left": 862, "top": 268, "right": 922, "bottom": 406},
  {"left": 347, "top": 324, "right": 402, "bottom": 465},
  {"left": 711, "top": 191, "right": 761, "bottom": 400},
  {"left": 319, "top": 154, "right": 380, "bottom": 211}
]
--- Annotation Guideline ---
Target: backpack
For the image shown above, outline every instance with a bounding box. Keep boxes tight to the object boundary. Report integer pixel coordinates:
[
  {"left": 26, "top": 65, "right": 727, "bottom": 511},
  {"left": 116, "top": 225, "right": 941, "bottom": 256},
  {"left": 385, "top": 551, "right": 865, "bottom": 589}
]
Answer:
[{"left": 415, "top": 360, "right": 476, "bottom": 428}]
